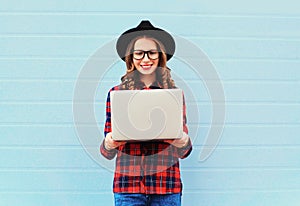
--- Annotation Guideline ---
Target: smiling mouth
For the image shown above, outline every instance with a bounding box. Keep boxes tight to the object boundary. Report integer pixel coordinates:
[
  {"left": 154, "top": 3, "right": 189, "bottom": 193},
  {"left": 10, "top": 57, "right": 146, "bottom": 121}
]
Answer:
[{"left": 141, "top": 64, "right": 152, "bottom": 70}]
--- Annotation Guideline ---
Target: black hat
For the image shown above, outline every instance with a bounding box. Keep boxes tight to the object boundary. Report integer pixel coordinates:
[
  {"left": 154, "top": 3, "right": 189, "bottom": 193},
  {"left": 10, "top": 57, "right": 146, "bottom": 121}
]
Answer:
[{"left": 116, "top": 20, "right": 175, "bottom": 61}]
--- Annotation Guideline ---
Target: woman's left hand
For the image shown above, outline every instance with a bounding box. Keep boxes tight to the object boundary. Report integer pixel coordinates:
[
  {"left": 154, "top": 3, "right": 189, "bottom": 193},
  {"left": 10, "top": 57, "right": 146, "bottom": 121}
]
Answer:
[{"left": 164, "top": 132, "right": 190, "bottom": 148}]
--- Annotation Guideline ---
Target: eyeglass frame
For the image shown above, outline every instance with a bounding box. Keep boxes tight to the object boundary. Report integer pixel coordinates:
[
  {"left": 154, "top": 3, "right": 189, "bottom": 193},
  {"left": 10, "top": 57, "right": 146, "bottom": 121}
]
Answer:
[{"left": 132, "top": 49, "right": 160, "bottom": 60}]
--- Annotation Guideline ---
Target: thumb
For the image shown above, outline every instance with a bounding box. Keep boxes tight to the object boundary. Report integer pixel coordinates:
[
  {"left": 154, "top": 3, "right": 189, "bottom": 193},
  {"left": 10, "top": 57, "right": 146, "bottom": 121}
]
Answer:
[{"left": 163, "top": 139, "right": 174, "bottom": 144}]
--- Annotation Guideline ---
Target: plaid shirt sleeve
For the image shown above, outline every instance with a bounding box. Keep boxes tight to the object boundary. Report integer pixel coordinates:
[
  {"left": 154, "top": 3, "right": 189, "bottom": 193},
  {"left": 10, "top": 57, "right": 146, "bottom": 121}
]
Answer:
[
  {"left": 100, "top": 86, "right": 119, "bottom": 160},
  {"left": 174, "top": 91, "right": 192, "bottom": 159}
]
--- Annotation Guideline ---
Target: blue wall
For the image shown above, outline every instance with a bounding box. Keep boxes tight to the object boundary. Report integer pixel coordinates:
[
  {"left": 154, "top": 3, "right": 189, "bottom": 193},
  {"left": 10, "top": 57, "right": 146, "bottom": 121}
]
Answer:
[{"left": 1, "top": 0, "right": 300, "bottom": 205}]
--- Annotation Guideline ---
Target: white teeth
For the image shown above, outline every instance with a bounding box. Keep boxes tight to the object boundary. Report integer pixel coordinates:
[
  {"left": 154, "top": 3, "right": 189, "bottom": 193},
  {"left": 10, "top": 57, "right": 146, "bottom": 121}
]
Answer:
[{"left": 141, "top": 65, "right": 152, "bottom": 69}]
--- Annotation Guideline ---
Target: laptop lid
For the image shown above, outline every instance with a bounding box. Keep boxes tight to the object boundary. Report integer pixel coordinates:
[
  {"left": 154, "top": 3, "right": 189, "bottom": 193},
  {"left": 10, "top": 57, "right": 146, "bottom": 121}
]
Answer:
[{"left": 110, "top": 89, "right": 183, "bottom": 141}]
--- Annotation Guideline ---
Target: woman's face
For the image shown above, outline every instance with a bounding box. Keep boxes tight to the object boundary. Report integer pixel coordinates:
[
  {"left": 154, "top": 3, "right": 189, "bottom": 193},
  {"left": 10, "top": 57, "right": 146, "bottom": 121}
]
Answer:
[{"left": 133, "top": 38, "right": 159, "bottom": 76}]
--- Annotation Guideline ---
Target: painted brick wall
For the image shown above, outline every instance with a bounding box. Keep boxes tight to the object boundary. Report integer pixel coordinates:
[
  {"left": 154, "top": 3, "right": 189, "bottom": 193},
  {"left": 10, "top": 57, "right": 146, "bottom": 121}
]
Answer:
[{"left": 1, "top": 0, "right": 300, "bottom": 205}]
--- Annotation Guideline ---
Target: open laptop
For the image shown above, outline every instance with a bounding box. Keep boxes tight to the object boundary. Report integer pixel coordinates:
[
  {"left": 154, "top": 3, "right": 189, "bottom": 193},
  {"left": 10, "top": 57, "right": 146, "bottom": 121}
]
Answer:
[{"left": 110, "top": 89, "right": 183, "bottom": 141}]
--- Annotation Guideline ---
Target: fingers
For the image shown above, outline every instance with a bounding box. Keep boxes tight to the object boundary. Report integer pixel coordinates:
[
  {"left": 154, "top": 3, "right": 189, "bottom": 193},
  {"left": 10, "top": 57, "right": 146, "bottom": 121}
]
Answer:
[
  {"left": 163, "top": 139, "right": 173, "bottom": 144},
  {"left": 105, "top": 132, "right": 126, "bottom": 150},
  {"left": 108, "top": 133, "right": 126, "bottom": 146},
  {"left": 163, "top": 133, "right": 190, "bottom": 148},
  {"left": 115, "top": 140, "right": 126, "bottom": 147}
]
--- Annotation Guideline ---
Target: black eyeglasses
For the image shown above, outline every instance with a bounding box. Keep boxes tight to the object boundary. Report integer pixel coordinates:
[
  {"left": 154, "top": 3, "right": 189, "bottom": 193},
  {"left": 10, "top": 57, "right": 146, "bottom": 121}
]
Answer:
[{"left": 132, "top": 50, "right": 159, "bottom": 60}]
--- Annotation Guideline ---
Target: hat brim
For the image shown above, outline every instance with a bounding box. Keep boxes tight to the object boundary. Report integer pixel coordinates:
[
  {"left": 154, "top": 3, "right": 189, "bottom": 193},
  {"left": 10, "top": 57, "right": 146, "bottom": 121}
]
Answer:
[{"left": 116, "top": 29, "right": 175, "bottom": 61}]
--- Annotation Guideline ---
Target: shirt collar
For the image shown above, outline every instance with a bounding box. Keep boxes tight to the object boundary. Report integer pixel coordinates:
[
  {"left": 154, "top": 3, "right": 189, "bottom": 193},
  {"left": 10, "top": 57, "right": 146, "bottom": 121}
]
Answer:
[{"left": 140, "top": 81, "right": 162, "bottom": 90}]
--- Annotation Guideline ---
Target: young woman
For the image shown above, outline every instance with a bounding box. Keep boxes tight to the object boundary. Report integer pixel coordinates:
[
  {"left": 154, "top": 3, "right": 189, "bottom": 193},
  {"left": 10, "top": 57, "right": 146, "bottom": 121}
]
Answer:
[{"left": 100, "top": 20, "right": 192, "bottom": 206}]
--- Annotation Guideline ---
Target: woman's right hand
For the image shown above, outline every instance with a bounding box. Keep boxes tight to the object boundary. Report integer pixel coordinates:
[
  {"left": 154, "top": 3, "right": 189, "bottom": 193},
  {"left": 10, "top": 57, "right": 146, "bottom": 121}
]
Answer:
[{"left": 104, "top": 132, "right": 126, "bottom": 150}]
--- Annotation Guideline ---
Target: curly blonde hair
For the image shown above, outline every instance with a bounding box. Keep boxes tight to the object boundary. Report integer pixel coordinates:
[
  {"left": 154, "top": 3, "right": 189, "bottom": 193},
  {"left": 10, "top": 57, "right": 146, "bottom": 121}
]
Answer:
[{"left": 119, "top": 36, "right": 176, "bottom": 90}]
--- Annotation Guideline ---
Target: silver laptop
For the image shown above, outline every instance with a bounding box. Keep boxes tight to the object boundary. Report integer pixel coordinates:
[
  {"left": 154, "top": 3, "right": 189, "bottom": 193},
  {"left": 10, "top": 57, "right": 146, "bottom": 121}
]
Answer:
[{"left": 110, "top": 89, "right": 183, "bottom": 141}]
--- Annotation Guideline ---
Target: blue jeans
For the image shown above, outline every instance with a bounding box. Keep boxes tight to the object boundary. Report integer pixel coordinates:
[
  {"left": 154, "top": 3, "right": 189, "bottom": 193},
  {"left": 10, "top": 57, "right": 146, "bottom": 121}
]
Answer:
[{"left": 114, "top": 193, "right": 181, "bottom": 206}]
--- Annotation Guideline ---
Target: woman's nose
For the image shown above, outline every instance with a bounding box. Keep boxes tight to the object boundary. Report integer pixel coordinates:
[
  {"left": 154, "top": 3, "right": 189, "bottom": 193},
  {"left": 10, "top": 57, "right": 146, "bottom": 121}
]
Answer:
[{"left": 142, "top": 53, "right": 150, "bottom": 61}]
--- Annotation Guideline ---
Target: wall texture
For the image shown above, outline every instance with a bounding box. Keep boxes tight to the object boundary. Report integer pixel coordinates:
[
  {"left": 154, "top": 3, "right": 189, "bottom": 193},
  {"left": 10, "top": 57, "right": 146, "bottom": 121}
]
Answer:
[{"left": 1, "top": 0, "right": 300, "bottom": 205}]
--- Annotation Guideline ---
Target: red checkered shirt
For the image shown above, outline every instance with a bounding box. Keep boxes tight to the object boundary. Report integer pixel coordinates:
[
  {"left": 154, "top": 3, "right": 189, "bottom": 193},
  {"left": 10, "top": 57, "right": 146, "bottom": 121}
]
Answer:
[{"left": 100, "top": 82, "right": 192, "bottom": 194}]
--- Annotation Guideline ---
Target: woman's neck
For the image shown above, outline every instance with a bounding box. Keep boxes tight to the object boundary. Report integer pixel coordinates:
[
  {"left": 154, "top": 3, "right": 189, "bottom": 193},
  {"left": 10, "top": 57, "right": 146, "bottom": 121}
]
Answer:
[{"left": 139, "top": 72, "right": 156, "bottom": 88}]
